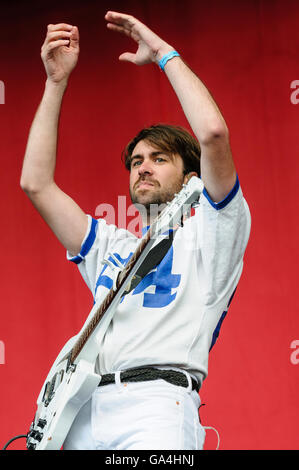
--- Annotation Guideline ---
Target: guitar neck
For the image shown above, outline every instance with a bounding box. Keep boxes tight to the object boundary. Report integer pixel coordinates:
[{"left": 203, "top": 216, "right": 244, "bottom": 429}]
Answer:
[{"left": 70, "top": 227, "right": 152, "bottom": 364}]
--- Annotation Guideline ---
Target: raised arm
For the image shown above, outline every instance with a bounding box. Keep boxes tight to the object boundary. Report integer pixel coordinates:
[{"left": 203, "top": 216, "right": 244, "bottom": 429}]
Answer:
[
  {"left": 20, "top": 24, "right": 87, "bottom": 256},
  {"left": 105, "top": 11, "right": 236, "bottom": 202}
]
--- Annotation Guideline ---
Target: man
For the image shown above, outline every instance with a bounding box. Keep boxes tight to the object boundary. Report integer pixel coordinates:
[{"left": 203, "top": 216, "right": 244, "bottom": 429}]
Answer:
[{"left": 21, "top": 11, "right": 250, "bottom": 450}]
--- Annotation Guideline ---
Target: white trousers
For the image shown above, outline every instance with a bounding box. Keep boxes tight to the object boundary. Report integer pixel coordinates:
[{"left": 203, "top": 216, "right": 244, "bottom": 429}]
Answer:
[{"left": 63, "top": 376, "right": 206, "bottom": 450}]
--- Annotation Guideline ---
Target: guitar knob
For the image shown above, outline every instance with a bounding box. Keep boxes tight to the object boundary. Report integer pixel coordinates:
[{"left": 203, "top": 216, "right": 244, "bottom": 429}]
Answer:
[
  {"left": 37, "top": 419, "right": 47, "bottom": 429},
  {"left": 34, "top": 431, "right": 43, "bottom": 442},
  {"left": 27, "top": 442, "right": 36, "bottom": 450},
  {"left": 28, "top": 429, "right": 43, "bottom": 442}
]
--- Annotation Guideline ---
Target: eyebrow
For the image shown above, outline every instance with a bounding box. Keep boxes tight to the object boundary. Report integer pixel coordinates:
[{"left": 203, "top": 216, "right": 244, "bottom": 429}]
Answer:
[{"left": 131, "top": 151, "right": 172, "bottom": 162}]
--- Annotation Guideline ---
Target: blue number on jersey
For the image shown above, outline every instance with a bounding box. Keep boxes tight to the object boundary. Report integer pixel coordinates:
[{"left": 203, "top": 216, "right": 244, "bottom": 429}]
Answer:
[
  {"left": 95, "top": 247, "right": 181, "bottom": 308},
  {"left": 131, "top": 247, "right": 181, "bottom": 308}
]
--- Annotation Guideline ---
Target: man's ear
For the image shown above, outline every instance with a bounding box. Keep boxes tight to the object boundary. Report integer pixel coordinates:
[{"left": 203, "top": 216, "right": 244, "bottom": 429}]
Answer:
[{"left": 183, "top": 171, "right": 198, "bottom": 184}]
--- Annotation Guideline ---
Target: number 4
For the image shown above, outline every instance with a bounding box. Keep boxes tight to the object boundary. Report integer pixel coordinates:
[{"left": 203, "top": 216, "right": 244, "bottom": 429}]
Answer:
[{"left": 132, "top": 247, "right": 181, "bottom": 308}]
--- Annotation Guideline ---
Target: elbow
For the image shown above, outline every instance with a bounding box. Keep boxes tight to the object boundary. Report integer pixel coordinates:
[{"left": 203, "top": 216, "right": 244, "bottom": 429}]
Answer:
[
  {"left": 20, "top": 184, "right": 39, "bottom": 197},
  {"left": 20, "top": 177, "right": 30, "bottom": 193},
  {"left": 199, "top": 124, "right": 229, "bottom": 146},
  {"left": 20, "top": 166, "right": 54, "bottom": 195},
  {"left": 20, "top": 176, "right": 36, "bottom": 194},
  {"left": 20, "top": 176, "right": 46, "bottom": 196}
]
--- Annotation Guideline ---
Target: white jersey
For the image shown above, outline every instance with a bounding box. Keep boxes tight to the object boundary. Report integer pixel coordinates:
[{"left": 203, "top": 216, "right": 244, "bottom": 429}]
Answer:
[{"left": 67, "top": 177, "right": 250, "bottom": 387}]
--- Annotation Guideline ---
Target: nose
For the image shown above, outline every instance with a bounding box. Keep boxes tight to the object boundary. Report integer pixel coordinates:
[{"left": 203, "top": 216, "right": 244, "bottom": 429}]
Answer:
[{"left": 138, "top": 160, "right": 153, "bottom": 176}]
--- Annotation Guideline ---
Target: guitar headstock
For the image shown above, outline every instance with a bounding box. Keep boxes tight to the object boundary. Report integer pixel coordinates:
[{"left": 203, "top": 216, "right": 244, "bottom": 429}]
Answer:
[{"left": 151, "top": 176, "right": 204, "bottom": 238}]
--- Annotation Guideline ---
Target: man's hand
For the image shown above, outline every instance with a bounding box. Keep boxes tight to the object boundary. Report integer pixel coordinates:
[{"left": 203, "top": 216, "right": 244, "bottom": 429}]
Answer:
[
  {"left": 105, "top": 11, "right": 174, "bottom": 65},
  {"left": 41, "top": 23, "right": 79, "bottom": 83}
]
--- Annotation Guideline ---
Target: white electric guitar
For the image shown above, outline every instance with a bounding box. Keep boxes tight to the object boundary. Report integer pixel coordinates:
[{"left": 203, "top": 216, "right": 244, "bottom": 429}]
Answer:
[{"left": 26, "top": 176, "right": 204, "bottom": 450}]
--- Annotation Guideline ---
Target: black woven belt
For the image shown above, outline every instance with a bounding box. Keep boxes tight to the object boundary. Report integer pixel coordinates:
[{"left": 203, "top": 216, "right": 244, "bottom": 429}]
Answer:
[{"left": 99, "top": 367, "right": 199, "bottom": 392}]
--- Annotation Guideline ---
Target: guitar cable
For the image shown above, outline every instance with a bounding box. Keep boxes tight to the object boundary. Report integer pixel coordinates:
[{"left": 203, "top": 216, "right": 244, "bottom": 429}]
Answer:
[{"left": 2, "top": 434, "right": 28, "bottom": 450}]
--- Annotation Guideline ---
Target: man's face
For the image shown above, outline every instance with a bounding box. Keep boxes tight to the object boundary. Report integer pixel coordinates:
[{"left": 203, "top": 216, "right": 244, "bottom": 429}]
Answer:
[{"left": 129, "top": 139, "right": 186, "bottom": 210}]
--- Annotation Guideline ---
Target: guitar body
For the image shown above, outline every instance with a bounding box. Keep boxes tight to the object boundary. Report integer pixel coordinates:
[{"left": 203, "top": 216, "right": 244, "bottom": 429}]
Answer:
[
  {"left": 27, "top": 336, "right": 101, "bottom": 450},
  {"left": 26, "top": 176, "right": 204, "bottom": 450}
]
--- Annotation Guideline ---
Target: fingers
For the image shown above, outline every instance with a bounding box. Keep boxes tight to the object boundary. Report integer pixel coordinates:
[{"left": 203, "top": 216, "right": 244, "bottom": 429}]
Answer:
[
  {"left": 47, "top": 23, "right": 73, "bottom": 32},
  {"left": 105, "top": 11, "right": 158, "bottom": 46},
  {"left": 105, "top": 11, "right": 138, "bottom": 32},
  {"left": 43, "top": 24, "right": 79, "bottom": 45},
  {"left": 44, "top": 30, "right": 72, "bottom": 46},
  {"left": 105, "top": 11, "right": 135, "bottom": 25},
  {"left": 119, "top": 52, "right": 136, "bottom": 63},
  {"left": 70, "top": 26, "right": 79, "bottom": 44},
  {"left": 42, "top": 39, "right": 71, "bottom": 55},
  {"left": 41, "top": 24, "right": 79, "bottom": 55},
  {"left": 106, "top": 22, "right": 132, "bottom": 38}
]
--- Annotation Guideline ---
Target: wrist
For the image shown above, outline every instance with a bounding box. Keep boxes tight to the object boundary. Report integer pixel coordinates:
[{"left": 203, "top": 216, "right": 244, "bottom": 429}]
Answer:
[
  {"left": 45, "top": 77, "right": 68, "bottom": 94},
  {"left": 154, "top": 44, "right": 176, "bottom": 64},
  {"left": 158, "top": 50, "right": 180, "bottom": 71}
]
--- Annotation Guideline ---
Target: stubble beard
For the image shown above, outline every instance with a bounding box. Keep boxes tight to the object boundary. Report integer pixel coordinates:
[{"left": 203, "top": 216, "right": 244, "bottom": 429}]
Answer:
[{"left": 130, "top": 177, "right": 185, "bottom": 220}]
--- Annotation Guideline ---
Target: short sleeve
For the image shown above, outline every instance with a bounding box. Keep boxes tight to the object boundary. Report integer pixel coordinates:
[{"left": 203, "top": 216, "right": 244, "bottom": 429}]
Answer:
[
  {"left": 66, "top": 215, "right": 136, "bottom": 296},
  {"left": 66, "top": 215, "right": 119, "bottom": 294},
  {"left": 67, "top": 215, "right": 98, "bottom": 265},
  {"left": 196, "top": 176, "right": 251, "bottom": 306}
]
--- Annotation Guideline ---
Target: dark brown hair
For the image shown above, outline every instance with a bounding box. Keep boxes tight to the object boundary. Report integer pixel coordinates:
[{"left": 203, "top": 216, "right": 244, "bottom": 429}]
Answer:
[{"left": 122, "top": 124, "right": 201, "bottom": 177}]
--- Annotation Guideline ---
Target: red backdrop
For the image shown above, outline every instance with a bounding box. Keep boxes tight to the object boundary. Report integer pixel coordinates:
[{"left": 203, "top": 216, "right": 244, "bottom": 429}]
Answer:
[{"left": 0, "top": 0, "right": 298, "bottom": 450}]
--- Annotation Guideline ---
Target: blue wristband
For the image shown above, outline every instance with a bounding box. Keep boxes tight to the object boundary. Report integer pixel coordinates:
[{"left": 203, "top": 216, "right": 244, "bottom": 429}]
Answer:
[{"left": 158, "top": 50, "right": 180, "bottom": 71}]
